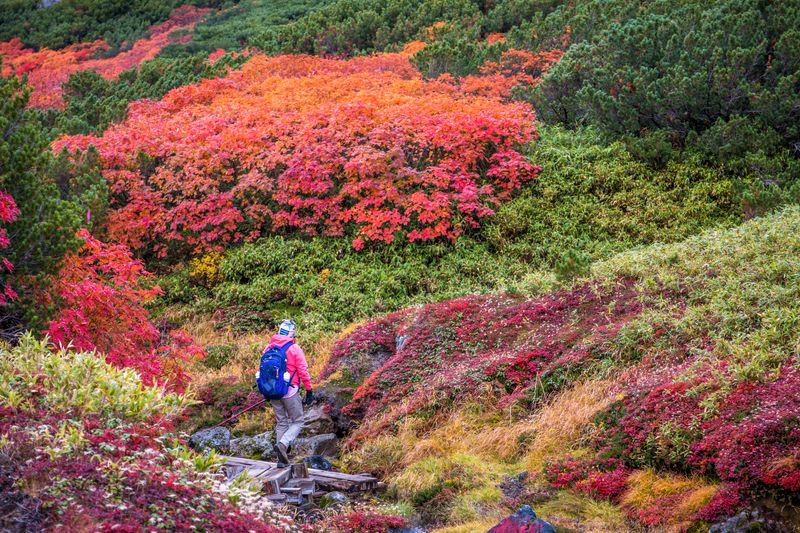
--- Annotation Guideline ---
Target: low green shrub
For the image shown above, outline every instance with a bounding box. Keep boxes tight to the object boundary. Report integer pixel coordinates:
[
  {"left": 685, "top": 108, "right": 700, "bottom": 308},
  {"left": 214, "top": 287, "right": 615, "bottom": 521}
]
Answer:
[{"left": 0, "top": 334, "right": 191, "bottom": 420}]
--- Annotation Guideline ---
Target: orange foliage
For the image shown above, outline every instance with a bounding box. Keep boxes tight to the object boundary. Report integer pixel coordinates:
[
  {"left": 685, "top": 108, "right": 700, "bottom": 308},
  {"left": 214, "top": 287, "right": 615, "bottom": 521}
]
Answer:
[
  {"left": 460, "top": 48, "right": 565, "bottom": 99},
  {"left": 486, "top": 33, "right": 506, "bottom": 44},
  {"left": 55, "top": 52, "right": 539, "bottom": 257},
  {"left": 0, "top": 6, "right": 208, "bottom": 108}
]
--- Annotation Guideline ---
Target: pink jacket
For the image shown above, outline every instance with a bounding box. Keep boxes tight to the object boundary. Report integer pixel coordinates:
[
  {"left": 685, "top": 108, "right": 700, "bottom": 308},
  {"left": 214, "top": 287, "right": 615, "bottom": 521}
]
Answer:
[{"left": 266, "top": 334, "right": 312, "bottom": 391}]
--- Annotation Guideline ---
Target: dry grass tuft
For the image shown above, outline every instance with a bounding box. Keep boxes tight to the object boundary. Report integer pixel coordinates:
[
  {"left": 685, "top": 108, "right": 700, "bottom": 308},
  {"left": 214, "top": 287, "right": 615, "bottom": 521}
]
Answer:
[
  {"left": 537, "top": 490, "right": 631, "bottom": 532},
  {"left": 523, "top": 379, "right": 617, "bottom": 472},
  {"left": 432, "top": 516, "right": 504, "bottom": 533},
  {"left": 621, "top": 469, "right": 718, "bottom": 531}
]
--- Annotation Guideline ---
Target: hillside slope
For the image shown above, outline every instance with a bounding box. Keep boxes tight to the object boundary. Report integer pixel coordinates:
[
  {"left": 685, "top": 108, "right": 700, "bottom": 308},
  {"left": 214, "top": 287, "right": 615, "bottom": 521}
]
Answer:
[{"left": 322, "top": 206, "right": 800, "bottom": 531}]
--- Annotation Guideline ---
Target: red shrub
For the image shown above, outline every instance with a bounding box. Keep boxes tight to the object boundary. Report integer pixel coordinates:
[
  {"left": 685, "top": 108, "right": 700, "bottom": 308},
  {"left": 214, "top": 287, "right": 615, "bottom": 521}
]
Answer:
[
  {"left": 1, "top": 409, "right": 280, "bottom": 532},
  {"left": 690, "top": 366, "right": 800, "bottom": 491},
  {"left": 0, "top": 191, "right": 19, "bottom": 304},
  {"left": 545, "top": 457, "right": 630, "bottom": 502},
  {"left": 54, "top": 51, "right": 541, "bottom": 257},
  {"left": 46, "top": 229, "right": 202, "bottom": 391},
  {"left": 323, "top": 511, "right": 407, "bottom": 533},
  {"left": 696, "top": 483, "right": 747, "bottom": 522}
]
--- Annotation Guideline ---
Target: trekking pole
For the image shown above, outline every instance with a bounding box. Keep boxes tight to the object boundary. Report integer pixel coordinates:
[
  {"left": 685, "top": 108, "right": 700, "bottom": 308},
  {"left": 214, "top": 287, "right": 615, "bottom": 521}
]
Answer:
[{"left": 214, "top": 398, "right": 267, "bottom": 427}]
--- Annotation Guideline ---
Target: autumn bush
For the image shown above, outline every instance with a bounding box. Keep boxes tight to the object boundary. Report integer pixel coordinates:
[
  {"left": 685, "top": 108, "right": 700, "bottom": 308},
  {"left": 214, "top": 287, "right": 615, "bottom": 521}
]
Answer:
[
  {"left": 56, "top": 50, "right": 540, "bottom": 259},
  {"left": 46, "top": 229, "right": 203, "bottom": 392},
  {"left": 0, "top": 191, "right": 19, "bottom": 305},
  {"left": 320, "top": 510, "right": 408, "bottom": 533}
]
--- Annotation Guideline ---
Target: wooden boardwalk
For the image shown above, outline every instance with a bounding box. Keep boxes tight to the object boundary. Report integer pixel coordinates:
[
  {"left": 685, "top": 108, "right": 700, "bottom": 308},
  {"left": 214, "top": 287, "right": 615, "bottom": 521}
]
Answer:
[{"left": 222, "top": 456, "right": 379, "bottom": 505}]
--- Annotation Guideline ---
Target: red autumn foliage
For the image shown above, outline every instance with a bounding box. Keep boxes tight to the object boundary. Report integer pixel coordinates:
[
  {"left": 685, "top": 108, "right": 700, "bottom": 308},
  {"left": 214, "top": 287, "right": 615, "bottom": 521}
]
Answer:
[
  {"left": 324, "top": 281, "right": 642, "bottom": 443},
  {"left": 330, "top": 271, "right": 800, "bottom": 525},
  {"left": 0, "top": 6, "right": 207, "bottom": 108},
  {"left": 322, "top": 510, "right": 408, "bottom": 533},
  {"left": 460, "top": 48, "right": 565, "bottom": 99},
  {"left": 0, "top": 191, "right": 19, "bottom": 304},
  {"left": 545, "top": 457, "right": 630, "bottom": 502},
  {"left": 54, "top": 51, "right": 540, "bottom": 257},
  {"left": 0, "top": 409, "right": 281, "bottom": 532},
  {"left": 600, "top": 363, "right": 800, "bottom": 496},
  {"left": 695, "top": 483, "right": 747, "bottom": 522},
  {"left": 46, "top": 229, "right": 202, "bottom": 391}
]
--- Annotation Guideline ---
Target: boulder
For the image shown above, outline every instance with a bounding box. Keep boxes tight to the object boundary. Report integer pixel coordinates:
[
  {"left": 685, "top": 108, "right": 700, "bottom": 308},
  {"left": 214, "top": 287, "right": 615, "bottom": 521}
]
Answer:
[
  {"left": 488, "top": 505, "right": 555, "bottom": 533},
  {"left": 300, "top": 403, "right": 336, "bottom": 436},
  {"left": 319, "top": 491, "right": 348, "bottom": 508},
  {"left": 188, "top": 427, "right": 230, "bottom": 452},
  {"left": 708, "top": 510, "right": 792, "bottom": 533},
  {"left": 291, "top": 433, "right": 339, "bottom": 457},
  {"left": 304, "top": 455, "right": 333, "bottom": 471},
  {"left": 228, "top": 431, "right": 274, "bottom": 458}
]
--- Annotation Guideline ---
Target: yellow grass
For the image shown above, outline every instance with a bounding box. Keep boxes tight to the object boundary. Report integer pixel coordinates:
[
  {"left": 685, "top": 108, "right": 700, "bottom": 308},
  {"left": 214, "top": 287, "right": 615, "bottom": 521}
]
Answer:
[
  {"left": 621, "top": 469, "right": 718, "bottom": 532},
  {"left": 523, "top": 379, "right": 617, "bottom": 472},
  {"left": 432, "top": 516, "right": 502, "bottom": 533},
  {"left": 538, "top": 490, "right": 631, "bottom": 533}
]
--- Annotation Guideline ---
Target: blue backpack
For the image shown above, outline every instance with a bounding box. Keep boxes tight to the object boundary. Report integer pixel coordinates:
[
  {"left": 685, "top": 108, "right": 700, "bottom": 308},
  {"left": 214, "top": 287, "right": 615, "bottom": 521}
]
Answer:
[{"left": 256, "top": 342, "right": 296, "bottom": 400}]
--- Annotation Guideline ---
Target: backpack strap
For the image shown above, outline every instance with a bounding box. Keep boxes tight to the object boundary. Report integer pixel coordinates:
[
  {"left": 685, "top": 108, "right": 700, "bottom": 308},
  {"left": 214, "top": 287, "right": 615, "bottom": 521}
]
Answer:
[{"left": 283, "top": 342, "right": 297, "bottom": 385}]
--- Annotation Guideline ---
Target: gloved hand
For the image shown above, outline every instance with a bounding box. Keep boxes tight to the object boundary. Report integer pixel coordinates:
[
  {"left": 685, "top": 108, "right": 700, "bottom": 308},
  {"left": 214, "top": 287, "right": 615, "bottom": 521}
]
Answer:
[{"left": 303, "top": 389, "right": 314, "bottom": 406}]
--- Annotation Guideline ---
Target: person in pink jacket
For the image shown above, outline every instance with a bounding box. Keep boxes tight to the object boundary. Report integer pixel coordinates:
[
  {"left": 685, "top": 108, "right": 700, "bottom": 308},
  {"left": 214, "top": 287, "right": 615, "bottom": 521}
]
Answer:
[{"left": 267, "top": 319, "right": 313, "bottom": 466}]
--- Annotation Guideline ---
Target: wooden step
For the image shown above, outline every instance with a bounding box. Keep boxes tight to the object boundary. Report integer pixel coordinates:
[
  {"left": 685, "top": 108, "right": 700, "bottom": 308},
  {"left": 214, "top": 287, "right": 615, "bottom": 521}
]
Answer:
[{"left": 221, "top": 455, "right": 378, "bottom": 500}]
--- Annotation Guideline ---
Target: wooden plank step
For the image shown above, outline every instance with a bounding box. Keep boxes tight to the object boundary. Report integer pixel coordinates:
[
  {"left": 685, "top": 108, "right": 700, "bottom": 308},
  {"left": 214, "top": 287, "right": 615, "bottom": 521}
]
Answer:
[
  {"left": 222, "top": 456, "right": 377, "bottom": 483},
  {"left": 261, "top": 467, "right": 293, "bottom": 495},
  {"left": 221, "top": 456, "right": 377, "bottom": 494}
]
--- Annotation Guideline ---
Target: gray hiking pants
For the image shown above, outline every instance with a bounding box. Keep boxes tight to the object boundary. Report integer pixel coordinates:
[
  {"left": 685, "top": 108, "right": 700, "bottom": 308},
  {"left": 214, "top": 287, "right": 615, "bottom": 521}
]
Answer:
[{"left": 271, "top": 393, "right": 304, "bottom": 447}]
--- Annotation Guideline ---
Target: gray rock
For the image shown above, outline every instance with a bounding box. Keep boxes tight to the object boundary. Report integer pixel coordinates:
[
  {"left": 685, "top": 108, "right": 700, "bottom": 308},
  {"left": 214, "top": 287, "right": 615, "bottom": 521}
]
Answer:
[
  {"left": 488, "top": 505, "right": 555, "bottom": 533},
  {"left": 395, "top": 334, "right": 408, "bottom": 351},
  {"left": 707, "top": 510, "right": 787, "bottom": 533},
  {"left": 229, "top": 431, "right": 275, "bottom": 458},
  {"left": 304, "top": 455, "right": 333, "bottom": 471},
  {"left": 188, "top": 427, "right": 230, "bottom": 452},
  {"left": 300, "top": 404, "right": 336, "bottom": 436},
  {"left": 291, "top": 433, "right": 339, "bottom": 457},
  {"left": 319, "top": 491, "right": 348, "bottom": 508},
  {"left": 389, "top": 529, "right": 426, "bottom": 533}
]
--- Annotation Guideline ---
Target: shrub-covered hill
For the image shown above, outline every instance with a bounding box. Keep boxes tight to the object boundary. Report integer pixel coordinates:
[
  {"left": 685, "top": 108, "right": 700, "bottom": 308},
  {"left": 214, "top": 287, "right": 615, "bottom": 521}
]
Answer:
[{"left": 320, "top": 206, "right": 800, "bottom": 531}]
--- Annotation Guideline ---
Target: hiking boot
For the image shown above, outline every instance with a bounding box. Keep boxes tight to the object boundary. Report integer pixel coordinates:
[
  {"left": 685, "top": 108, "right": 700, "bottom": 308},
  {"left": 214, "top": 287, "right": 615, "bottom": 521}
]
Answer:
[{"left": 274, "top": 443, "right": 290, "bottom": 467}]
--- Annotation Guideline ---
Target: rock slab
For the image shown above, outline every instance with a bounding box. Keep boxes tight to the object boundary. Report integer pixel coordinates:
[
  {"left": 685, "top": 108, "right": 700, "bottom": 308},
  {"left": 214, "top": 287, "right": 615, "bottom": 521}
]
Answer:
[
  {"left": 292, "top": 433, "right": 339, "bottom": 457},
  {"left": 188, "top": 427, "right": 230, "bottom": 452},
  {"left": 229, "top": 431, "right": 275, "bottom": 458}
]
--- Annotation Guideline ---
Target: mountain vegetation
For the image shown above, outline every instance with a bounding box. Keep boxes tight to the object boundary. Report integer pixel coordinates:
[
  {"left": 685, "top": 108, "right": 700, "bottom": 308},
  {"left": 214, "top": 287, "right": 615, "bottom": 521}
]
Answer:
[{"left": 1, "top": 0, "right": 799, "bottom": 531}]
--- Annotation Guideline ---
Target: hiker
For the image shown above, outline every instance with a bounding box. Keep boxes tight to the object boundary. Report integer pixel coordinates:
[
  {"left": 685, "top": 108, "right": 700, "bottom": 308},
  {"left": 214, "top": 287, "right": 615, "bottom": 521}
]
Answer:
[{"left": 258, "top": 319, "right": 313, "bottom": 467}]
